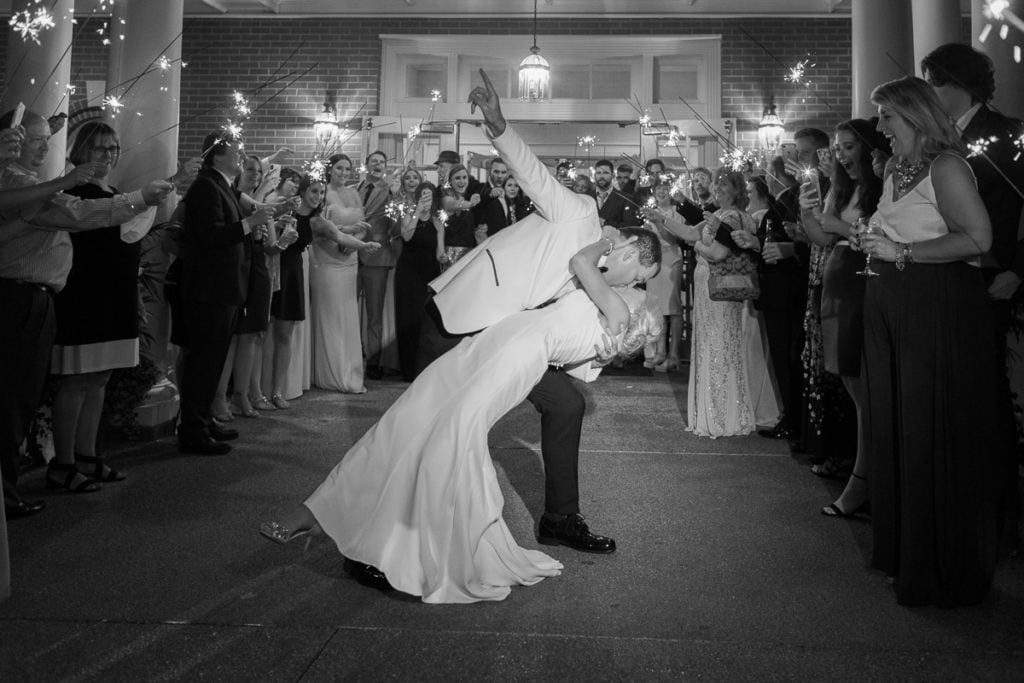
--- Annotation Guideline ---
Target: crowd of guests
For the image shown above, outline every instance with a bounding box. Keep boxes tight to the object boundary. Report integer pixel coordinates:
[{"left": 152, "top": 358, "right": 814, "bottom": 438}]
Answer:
[{"left": 1, "top": 41, "right": 1021, "bottom": 609}]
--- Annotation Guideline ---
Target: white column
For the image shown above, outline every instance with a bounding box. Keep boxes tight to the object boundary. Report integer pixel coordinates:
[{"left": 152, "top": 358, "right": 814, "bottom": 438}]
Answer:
[
  {"left": 106, "top": 0, "right": 184, "bottom": 193},
  {"left": 852, "top": 0, "right": 914, "bottom": 118},
  {"left": 912, "top": 0, "right": 962, "bottom": 75},
  {"left": 105, "top": 0, "right": 185, "bottom": 401},
  {"left": 3, "top": 0, "right": 74, "bottom": 180},
  {"left": 972, "top": 0, "right": 1024, "bottom": 116}
]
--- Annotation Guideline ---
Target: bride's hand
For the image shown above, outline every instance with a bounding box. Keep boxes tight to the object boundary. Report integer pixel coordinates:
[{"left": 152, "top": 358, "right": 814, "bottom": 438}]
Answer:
[{"left": 591, "top": 327, "right": 623, "bottom": 367}]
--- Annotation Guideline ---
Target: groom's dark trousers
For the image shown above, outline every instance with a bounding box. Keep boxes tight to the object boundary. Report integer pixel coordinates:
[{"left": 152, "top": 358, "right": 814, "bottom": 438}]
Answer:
[{"left": 421, "top": 298, "right": 583, "bottom": 515}]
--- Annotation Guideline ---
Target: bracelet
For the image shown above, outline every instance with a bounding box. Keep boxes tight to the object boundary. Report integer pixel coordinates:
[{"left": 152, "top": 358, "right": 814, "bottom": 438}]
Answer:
[
  {"left": 895, "top": 243, "right": 907, "bottom": 271},
  {"left": 601, "top": 237, "right": 614, "bottom": 256}
]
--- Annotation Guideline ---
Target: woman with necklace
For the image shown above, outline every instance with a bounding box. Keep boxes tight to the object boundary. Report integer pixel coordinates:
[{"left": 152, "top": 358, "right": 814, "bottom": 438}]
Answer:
[{"left": 859, "top": 76, "right": 1001, "bottom": 607}]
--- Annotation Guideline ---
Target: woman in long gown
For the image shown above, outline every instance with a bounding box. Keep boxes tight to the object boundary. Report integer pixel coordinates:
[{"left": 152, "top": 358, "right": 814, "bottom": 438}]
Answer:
[
  {"left": 685, "top": 168, "right": 758, "bottom": 438},
  {"left": 310, "top": 155, "right": 379, "bottom": 393},
  {"left": 260, "top": 239, "right": 660, "bottom": 604},
  {"left": 393, "top": 181, "right": 440, "bottom": 382},
  {"left": 860, "top": 77, "right": 1000, "bottom": 607}
]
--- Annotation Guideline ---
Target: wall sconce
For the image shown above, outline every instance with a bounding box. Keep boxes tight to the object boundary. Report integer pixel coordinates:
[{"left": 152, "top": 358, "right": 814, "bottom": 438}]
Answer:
[
  {"left": 313, "top": 94, "right": 339, "bottom": 147},
  {"left": 758, "top": 97, "right": 784, "bottom": 151}
]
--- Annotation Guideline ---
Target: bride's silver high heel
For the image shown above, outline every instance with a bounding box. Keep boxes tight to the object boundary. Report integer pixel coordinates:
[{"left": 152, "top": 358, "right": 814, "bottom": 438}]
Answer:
[{"left": 259, "top": 521, "right": 322, "bottom": 553}]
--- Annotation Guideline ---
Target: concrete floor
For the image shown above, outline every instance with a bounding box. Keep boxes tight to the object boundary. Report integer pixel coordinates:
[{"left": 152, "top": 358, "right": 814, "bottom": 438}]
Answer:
[{"left": 1, "top": 367, "right": 1022, "bottom": 681}]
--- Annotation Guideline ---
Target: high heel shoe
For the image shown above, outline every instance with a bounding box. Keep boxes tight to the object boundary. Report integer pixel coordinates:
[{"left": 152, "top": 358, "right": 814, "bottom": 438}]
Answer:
[
  {"left": 259, "top": 521, "right": 322, "bottom": 553},
  {"left": 654, "top": 357, "right": 680, "bottom": 373},
  {"left": 271, "top": 394, "right": 291, "bottom": 410},
  {"left": 231, "top": 393, "right": 259, "bottom": 418},
  {"left": 821, "top": 474, "right": 868, "bottom": 519},
  {"left": 211, "top": 399, "right": 234, "bottom": 422},
  {"left": 250, "top": 394, "right": 276, "bottom": 411}
]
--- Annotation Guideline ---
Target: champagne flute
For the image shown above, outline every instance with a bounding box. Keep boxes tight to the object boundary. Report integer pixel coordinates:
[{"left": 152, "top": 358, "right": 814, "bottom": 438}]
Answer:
[{"left": 856, "top": 216, "right": 880, "bottom": 277}]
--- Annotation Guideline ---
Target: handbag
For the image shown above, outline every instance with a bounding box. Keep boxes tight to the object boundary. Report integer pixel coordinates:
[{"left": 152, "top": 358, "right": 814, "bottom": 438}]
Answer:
[{"left": 708, "top": 249, "right": 760, "bottom": 301}]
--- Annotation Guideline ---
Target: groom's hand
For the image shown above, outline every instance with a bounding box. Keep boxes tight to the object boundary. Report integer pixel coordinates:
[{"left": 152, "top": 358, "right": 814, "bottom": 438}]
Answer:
[
  {"left": 468, "top": 69, "right": 506, "bottom": 138},
  {"left": 591, "top": 328, "right": 624, "bottom": 367}
]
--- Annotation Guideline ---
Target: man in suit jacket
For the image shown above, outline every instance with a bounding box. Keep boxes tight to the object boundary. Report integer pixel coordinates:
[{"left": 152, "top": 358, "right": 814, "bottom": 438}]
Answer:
[
  {"left": 178, "top": 133, "right": 273, "bottom": 454},
  {"left": 356, "top": 151, "right": 397, "bottom": 380},
  {"left": 593, "top": 159, "right": 633, "bottom": 228},
  {"left": 924, "top": 43, "right": 1024, "bottom": 553},
  {"left": 428, "top": 70, "right": 661, "bottom": 554}
]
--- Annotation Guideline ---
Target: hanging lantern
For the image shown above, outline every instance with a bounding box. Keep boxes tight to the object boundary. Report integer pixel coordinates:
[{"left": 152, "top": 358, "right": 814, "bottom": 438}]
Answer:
[
  {"left": 757, "top": 97, "right": 785, "bottom": 151},
  {"left": 518, "top": 0, "right": 550, "bottom": 102}
]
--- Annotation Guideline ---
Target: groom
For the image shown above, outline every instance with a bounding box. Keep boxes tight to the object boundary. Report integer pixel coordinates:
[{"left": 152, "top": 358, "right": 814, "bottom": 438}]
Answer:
[{"left": 428, "top": 70, "right": 660, "bottom": 554}]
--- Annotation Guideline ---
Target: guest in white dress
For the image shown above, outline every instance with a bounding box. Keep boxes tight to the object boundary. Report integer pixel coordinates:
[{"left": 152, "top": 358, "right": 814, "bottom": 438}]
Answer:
[
  {"left": 310, "top": 154, "right": 381, "bottom": 393},
  {"left": 260, "top": 239, "right": 660, "bottom": 603},
  {"left": 684, "top": 168, "right": 759, "bottom": 438}
]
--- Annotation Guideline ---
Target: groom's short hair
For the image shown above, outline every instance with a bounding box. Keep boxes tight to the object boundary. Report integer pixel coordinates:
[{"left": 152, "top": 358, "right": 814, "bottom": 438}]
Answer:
[{"left": 618, "top": 227, "right": 661, "bottom": 267}]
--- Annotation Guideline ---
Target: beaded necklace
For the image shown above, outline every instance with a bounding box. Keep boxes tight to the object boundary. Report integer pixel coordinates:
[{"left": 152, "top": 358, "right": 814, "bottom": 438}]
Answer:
[{"left": 894, "top": 157, "right": 926, "bottom": 196}]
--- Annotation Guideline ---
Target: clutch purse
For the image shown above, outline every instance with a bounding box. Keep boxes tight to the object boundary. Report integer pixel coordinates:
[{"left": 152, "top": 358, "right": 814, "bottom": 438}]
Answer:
[{"left": 708, "top": 250, "right": 760, "bottom": 301}]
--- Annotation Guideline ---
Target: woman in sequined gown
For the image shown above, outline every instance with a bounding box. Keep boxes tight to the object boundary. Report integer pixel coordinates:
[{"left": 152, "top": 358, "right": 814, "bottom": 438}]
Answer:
[{"left": 686, "top": 168, "right": 758, "bottom": 438}]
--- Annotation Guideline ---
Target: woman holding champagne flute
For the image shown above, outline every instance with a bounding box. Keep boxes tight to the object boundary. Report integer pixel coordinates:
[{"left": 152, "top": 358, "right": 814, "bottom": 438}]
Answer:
[{"left": 857, "top": 77, "right": 1001, "bottom": 607}]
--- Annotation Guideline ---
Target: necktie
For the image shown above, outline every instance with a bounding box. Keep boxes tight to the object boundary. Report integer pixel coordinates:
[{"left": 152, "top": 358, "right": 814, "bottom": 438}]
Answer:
[
  {"left": 361, "top": 182, "right": 374, "bottom": 206},
  {"left": 598, "top": 192, "right": 608, "bottom": 210}
]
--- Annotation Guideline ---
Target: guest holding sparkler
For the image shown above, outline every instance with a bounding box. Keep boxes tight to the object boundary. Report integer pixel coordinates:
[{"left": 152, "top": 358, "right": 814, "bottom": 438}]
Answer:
[
  {"left": 394, "top": 181, "right": 440, "bottom": 382},
  {"left": 436, "top": 163, "right": 479, "bottom": 271}
]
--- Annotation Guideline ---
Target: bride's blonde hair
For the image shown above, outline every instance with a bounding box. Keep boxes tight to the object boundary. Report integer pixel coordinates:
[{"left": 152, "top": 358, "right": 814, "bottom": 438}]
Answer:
[{"left": 616, "top": 288, "right": 663, "bottom": 359}]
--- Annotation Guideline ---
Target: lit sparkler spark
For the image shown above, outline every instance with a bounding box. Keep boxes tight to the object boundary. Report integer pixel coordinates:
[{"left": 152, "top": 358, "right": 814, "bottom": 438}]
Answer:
[
  {"left": 357, "top": 163, "right": 367, "bottom": 175},
  {"left": 224, "top": 123, "right": 243, "bottom": 140},
  {"left": 436, "top": 209, "right": 450, "bottom": 224},
  {"left": 65, "top": 84, "right": 76, "bottom": 95},
  {"left": 785, "top": 59, "right": 816, "bottom": 87},
  {"left": 720, "top": 148, "right": 758, "bottom": 173},
  {"left": 967, "top": 135, "right": 999, "bottom": 157},
  {"left": 981, "top": 0, "right": 1024, "bottom": 61},
  {"left": 566, "top": 167, "right": 579, "bottom": 181},
  {"left": 577, "top": 135, "right": 599, "bottom": 148},
  {"left": 103, "top": 95, "right": 124, "bottom": 115},
  {"left": 637, "top": 171, "right": 652, "bottom": 188},
  {"left": 9, "top": 5, "right": 55, "bottom": 45},
  {"left": 304, "top": 159, "right": 327, "bottom": 183},
  {"left": 638, "top": 111, "right": 652, "bottom": 129},
  {"left": 157, "top": 56, "right": 172, "bottom": 71},
  {"left": 1014, "top": 133, "right": 1024, "bottom": 161},
  {"left": 232, "top": 91, "right": 250, "bottom": 117},
  {"left": 407, "top": 124, "right": 421, "bottom": 140},
  {"left": 384, "top": 200, "right": 404, "bottom": 221},
  {"left": 644, "top": 196, "right": 657, "bottom": 209},
  {"left": 431, "top": 89, "right": 442, "bottom": 102}
]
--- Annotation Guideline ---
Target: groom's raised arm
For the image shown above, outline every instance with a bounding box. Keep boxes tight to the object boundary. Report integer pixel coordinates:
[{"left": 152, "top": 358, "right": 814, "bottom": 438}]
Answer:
[{"left": 469, "top": 69, "right": 591, "bottom": 224}]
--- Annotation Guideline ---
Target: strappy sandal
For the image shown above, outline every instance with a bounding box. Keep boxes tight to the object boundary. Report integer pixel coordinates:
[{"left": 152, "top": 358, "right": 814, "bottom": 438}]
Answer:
[
  {"left": 46, "top": 462, "right": 100, "bottom": 493},
  {"left": 75, "top": 453, "right": 126, "bottom": 482}
]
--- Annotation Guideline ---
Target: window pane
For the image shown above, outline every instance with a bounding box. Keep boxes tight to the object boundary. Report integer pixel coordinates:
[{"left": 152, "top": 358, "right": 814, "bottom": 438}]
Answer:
[
  {"left": 552, "top": 66, "right": 590, "bottom": 100},
  {"left": 406, "top": 64, "right": 445, "bottom": 99},
  {"left": 592, "top": 64, "right": 631, "bottom": 99},
  {"left": 655, "top": 62, "right": 699, "bottom": 103}
]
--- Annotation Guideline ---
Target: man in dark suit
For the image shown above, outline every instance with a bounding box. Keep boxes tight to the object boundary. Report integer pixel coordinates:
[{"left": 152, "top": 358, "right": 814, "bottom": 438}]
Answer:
[
  {"left": 357, "top": 150, "right": 397, "bottom": 380},
  {"left": 615, "top": 163, "right": 636, "bottom": 196},
  {"left": 924, "top": 43, "right": 1024, "bottom": 554},
  {"left": 593, "top": 159, "right": 633, "bottom": 228},
  {"left": 178, "top": 132, "right": 273, "bottom": 454}
]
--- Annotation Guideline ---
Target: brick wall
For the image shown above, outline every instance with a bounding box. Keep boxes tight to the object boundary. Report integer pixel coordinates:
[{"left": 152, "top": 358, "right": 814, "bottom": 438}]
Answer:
[{"left": 0, "top": 15, "right": 974, "bottom": 166}]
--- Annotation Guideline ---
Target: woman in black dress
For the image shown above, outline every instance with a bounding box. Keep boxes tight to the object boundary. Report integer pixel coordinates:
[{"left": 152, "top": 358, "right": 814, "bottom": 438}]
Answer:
[
  {"left": 393, "top": 181, "right": 439, "bottom": 382},
  {"left": 268, "top": 174, "right": 315, "bottom": 408},
  {"left": 860, "top": 76, "right": 1000, "bottom": 606},
  {"left": 797, "top": 119, "right": 888, "bottom": 515},
  {"left": 49, "top": 122, "right": 139, "bottom": 490},
  {"left": 436, "top": 164, "right": 479, "bottom": 271}
]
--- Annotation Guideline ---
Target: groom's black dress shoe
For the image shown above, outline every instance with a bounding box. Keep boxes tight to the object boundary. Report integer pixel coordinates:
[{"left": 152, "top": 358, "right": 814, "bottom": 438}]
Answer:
[
  {"left": 344, "top": 559, "right": 393, "bottom": 592},
  {"left": 208, "top": 424, "right": 239, "bottom": 441},
  {"left": 178, "top": 433, "right": 232, "bottom": 455},
  {"left": 4, "top": 493, "right": 46, "bottom": 520},
  {"left": 537, "top": 513, "right": 616, "bottom": 554}
]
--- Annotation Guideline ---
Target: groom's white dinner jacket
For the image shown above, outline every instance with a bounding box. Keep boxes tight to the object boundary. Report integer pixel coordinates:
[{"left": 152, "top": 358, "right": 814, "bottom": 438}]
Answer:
[{"left": 430, "top": 125, "right": 603, "bottom": 365}]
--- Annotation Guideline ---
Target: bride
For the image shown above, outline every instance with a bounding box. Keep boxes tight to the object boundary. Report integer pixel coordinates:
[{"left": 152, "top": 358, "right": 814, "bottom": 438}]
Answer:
[{"left": 260, "top": 238, "right": 660, "bottom": 604}]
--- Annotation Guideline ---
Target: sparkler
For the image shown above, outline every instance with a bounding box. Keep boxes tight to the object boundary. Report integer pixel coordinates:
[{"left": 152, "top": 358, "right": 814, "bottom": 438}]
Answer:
[
  {"left": 720, "top": 148, "right": 759, "bottom": 173},
  {"left": 577, "top": 135, "right": 599, "bottom": 148},
  {"left": 785, "top": 59, "right": 815, "bottom": 87},
  {"left": 981, "top": 0, "right": 1024, "bottom": 63},
  {"left": 436, "top": 209, "right": 450, "bottom": 225},
  {"left": 384, "top": 200, "right": 405, "bottom": 221},
  {"left": 103, "top": 94, "right": 124, "bottom": 115},
  {"left": 9, "top": 3, "right": 56, "bottom": 45},
  {"left": 1014, "top": 133, "right": 1024, "bottom": 161},
  {"left": 303, "top": 158, "right": 327, "bottom": 183},
  {"left": 967, "top": 135, "right": 999, "bottom": 157}
]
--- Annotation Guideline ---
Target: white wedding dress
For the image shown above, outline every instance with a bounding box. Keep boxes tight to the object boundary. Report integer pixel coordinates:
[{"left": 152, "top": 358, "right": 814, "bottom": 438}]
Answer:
[{"left": 305, "top": 289, "right": 608, "bottom": 603}]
